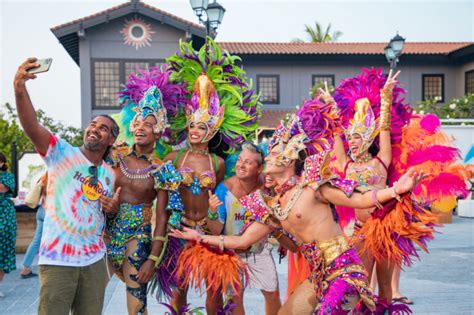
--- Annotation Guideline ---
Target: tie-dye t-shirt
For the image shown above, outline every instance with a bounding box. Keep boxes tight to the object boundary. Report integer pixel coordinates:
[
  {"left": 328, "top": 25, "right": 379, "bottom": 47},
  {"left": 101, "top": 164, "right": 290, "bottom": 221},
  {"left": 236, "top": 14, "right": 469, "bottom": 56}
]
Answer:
[
  {"left": 39, "top": 134, "right": 115, "bottom": 267},
  {"left": 215, "top": 183, "right": 266, "bottom": 253}
]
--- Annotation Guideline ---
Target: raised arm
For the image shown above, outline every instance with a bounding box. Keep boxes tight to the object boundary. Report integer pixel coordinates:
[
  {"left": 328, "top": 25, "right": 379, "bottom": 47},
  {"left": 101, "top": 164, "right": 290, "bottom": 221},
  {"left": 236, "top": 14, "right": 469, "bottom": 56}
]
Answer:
[
  {"left": 13, "top": 58, "right": 51, "bottom": 155},
  {"left": 319, "top": 167, "right": 424, "bottom": 209},
  {"left": 377, "top": 69, "right": 400, "bottom": 167},
  {"left": 171, "top": 221, "right": 272, "bottom": 250},
  {"left": 319, "top": 82, "right": 348, "bottom": 167}
]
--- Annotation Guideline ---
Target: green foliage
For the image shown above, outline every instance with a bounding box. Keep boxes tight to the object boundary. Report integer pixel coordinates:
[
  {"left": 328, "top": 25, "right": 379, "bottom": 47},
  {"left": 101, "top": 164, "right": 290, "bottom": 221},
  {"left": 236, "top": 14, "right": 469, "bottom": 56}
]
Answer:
[
  {"left": 0, "top": 102, "right": 83, "bottom": 163},
  {"left": 310, "top": 81, "right": 335, "bottom": 99},
  {"left": 414, "top": 94, "right": 474, "bottom": 119},
  {"left": 293, "top": 22, "right": 343, "bottom": 43}
]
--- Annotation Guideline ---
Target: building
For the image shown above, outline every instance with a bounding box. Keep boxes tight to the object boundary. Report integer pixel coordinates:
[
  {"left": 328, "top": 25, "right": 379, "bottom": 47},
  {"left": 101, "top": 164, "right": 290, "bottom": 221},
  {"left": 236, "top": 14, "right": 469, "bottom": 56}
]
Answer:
[{"left": 51, "top": 0, "right": 474, "bottom": 128}]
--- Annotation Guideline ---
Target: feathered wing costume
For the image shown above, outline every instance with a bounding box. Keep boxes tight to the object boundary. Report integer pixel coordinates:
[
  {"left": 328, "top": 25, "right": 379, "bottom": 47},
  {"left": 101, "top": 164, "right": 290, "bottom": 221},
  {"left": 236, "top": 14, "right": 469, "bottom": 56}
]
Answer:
[
  {"left": 112, "top": 65, "right": 189, "bottom": 158},
  {"left": 165, "top": 38, "right": 261, "bottom": 298},
  {"left": 390, "top": 114, "right": 472, "bottom": 213},
  {"left": 166, "top": 38, "right": 261, "bottom": 153},
  {"left": 332, "top": 68, "right": 471, "bottom": 268}
]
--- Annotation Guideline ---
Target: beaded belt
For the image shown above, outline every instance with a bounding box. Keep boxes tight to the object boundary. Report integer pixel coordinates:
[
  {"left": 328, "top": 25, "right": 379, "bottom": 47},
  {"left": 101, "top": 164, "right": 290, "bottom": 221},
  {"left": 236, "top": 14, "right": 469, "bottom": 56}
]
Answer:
[{"left": 181, "top": 215, "right": 207, "bottom": 228}]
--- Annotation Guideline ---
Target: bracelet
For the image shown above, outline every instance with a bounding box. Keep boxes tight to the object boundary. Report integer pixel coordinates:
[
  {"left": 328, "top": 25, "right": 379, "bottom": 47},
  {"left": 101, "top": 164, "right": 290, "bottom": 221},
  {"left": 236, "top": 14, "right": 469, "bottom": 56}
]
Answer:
[
  {"left": 391, "top": 182, "right": 402, "bottom": 202},
  {"left": 371, "top": 190, "right": 383, "bottom": 209},
  {"left": 152, "top": 235, "right": 167, "bottom": 242},
  {"left": 147, "top": 254, "right": 162, "bottom": 268},
  {"left": 148, "top": 234, "right": 169, "bottom": 267},
  {"left": 208, "top": 208, "right": 219, "bottom": 221},
  {"left": 218, "top": 235, "right": 225, "bottom": 251}
]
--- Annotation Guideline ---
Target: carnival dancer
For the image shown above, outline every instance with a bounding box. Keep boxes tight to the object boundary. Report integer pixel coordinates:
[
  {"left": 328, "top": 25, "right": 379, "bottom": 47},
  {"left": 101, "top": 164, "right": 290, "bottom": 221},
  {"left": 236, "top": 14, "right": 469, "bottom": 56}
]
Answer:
[
  {"left": 170, "top": 97, "right": 427, "bottom": 314},
  {"left": 207, "top": 142, "right": 281, "bottom": 315},
  {"left": 325, "top": 68, "right": 469, "bottom": 312},
  {"left": 319, "top": 69, "right": 405, "bottom": 307},
  {"left": 163, "top": 38, "right": 261, "bottom": 314},
  {"left": 14, "top": 57, "right": 119, "bottom": 315},
  {"left": 106, "top": 69, "right": 185, "bottom": 314}
]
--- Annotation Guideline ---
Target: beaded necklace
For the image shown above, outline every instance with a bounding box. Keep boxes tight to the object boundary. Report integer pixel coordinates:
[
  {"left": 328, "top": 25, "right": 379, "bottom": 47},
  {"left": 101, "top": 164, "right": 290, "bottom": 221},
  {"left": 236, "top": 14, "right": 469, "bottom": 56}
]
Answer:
[
  {"left": 272, "top": 176, "right": 302, "bottom": 220},
  {"left": 274, "top": 176, "right": 299, "bottom": 195},
  {"left": 118, "top": 146, "right": 157, "bottom": 180},
  {"left": 272, "top": 185, "right": 304, "bottom": 221},
  {"left": 188, "top": 147, "right": 210, "bottom": 156},
  {"left": 352, "top": 151, "right": 372, "bottom": 164}
]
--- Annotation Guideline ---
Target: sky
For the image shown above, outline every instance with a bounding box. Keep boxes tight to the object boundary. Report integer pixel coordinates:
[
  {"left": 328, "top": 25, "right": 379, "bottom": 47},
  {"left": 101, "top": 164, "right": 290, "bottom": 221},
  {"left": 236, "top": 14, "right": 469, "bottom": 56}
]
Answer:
[{"left": 1, "top": 0, "right": 473, "bottom": 127}]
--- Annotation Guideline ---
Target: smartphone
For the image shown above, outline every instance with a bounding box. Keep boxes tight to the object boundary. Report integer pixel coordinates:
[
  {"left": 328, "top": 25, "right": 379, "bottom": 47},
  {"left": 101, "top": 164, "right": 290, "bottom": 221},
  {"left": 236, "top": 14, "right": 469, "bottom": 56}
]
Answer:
[{"left": 27, "top": 58, "right": 53, "bottom": 74}]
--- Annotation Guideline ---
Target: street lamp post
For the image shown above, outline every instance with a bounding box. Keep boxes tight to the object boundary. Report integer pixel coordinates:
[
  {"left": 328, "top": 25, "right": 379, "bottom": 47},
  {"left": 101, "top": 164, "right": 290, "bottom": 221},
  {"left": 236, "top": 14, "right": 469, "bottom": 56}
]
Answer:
[
  {"left": 384, "top": 33, "right": 406, "bottom": 70},
  {"left": 190, "top": 0, "right": 226, "bottom": 44}
]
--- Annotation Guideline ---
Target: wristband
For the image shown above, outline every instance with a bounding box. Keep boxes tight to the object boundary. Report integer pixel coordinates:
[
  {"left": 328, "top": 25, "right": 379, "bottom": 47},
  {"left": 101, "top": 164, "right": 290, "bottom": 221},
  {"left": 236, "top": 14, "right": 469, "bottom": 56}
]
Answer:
[
  {"left": 208, "top": 208, "right": 219, "bottom": 221},
  {"left": 147, "top": 254, "right": 162, "bottom": 268}
]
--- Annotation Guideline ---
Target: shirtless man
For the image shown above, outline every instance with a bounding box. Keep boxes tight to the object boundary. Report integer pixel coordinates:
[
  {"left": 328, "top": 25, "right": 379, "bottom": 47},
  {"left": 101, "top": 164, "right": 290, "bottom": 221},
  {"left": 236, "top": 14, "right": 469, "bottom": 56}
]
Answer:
[{"left": 106, "top": 87, "right": 182, "bottom": 314}]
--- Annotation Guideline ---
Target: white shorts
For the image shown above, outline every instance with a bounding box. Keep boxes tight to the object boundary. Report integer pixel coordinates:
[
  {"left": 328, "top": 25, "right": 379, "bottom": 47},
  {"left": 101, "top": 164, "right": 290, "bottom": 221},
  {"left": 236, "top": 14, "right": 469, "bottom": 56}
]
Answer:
[{"left": 238, "top": 243, "right": 279, "bottom": 292}]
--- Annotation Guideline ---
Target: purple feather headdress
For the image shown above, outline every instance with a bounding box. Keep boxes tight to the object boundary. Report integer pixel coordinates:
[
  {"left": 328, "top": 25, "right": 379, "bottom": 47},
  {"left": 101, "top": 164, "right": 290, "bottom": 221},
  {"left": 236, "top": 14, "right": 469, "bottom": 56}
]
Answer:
[
  {"left": 268, "top": 97, "right": 337, "bottom": 164},
  {"left": 333, "top": 67, "right": 412, "bottom": 150}
]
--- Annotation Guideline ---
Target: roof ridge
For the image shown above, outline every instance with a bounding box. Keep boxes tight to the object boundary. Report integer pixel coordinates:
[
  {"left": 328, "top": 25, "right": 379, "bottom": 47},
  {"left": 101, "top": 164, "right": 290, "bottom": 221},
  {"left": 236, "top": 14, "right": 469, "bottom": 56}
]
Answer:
[
  {"left": 51, "top": 2, "right": 129, "bottom": 31},
  {"left": 218, "top": 41, "right": 473, "bottom": 45},
  {"left": 51, "top": 0, "right": 203, "bottom": 31}
]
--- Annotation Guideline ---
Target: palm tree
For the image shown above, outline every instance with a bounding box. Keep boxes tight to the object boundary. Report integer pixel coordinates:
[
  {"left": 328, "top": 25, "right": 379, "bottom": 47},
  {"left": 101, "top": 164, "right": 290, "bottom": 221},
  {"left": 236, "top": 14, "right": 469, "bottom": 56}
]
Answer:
[{"left": 292, "top": 22, "right": 343, "bottom": 43}]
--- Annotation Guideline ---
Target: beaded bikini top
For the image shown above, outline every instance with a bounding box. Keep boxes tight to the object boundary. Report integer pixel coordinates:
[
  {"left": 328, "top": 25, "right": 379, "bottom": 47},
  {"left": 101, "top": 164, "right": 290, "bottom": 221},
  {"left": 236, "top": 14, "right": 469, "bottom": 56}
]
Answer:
[
  {"left": 344, "top": 156, "right": 388, "bottom": 188},
  {"left": 173, "top": 148, "right": 218, "bottom": 196}
]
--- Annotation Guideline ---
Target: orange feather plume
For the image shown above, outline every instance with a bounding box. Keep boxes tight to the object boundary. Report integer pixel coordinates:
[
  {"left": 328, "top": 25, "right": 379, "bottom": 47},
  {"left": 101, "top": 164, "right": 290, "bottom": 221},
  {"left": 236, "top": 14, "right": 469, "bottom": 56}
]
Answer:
[{"left": 174, "top": 242, "right": 249, "bottom": 297}]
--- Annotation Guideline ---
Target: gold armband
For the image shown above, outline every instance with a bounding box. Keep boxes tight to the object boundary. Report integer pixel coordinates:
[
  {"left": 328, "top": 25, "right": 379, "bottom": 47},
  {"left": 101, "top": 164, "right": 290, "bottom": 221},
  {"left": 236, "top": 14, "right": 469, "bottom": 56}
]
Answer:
[
  {"left": 379, "top": 88, "right": 392, "bottom": 131},
  {"left": 152, "top": 235, "right": 167, "bottom": 242}
]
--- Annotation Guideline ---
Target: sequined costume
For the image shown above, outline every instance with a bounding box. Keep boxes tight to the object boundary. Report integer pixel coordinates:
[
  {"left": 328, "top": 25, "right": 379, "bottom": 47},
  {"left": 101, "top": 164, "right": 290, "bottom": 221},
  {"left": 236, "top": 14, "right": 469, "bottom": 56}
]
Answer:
[
  {"left": 107, "top": 145, "right": 183, "bottom": 311},
  {"left": 330, "top": 69, "right": 468, "bottom": 313},
  {"left": 240, "top": 153, "right": 376, "bottom": 313},
  {"left": 108, "top": 145, "right": 183, "bottom": 302},
  {"left": 300, "top": 237, "right": 374, "bottom": 314},
  {"left": 331, "top": 70, "right": 460, "bottom": 268},
  {"left": 164, "top": 38, "right": 262, "bottom": 302},
  {"left": 107, "top": 203, "right": 152, "bottom": 311},
  {"left": 108, "top": 80, "right": 184, "bottom": 311}
]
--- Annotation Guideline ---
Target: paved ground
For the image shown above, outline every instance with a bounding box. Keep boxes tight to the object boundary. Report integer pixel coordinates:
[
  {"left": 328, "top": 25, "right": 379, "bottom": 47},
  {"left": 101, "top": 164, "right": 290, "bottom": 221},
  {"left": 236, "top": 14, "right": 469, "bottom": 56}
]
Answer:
[{"left": 1, "top": 215, "right": 473, "bottom": 314}]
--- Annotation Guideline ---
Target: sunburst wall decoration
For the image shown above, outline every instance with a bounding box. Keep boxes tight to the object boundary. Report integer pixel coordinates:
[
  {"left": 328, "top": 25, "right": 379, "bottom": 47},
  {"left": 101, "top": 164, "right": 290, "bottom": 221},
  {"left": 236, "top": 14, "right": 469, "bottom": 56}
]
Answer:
[{"left": 120, "top": 16, "right": 155, "bottom": 50}]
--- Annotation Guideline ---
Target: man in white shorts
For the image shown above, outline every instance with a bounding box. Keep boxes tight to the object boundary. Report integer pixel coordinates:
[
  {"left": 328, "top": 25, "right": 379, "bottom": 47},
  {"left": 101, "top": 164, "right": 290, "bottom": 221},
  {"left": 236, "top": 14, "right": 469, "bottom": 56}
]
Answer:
[{"left": 207, "top": 143, "right": 281, "bottom": 315}]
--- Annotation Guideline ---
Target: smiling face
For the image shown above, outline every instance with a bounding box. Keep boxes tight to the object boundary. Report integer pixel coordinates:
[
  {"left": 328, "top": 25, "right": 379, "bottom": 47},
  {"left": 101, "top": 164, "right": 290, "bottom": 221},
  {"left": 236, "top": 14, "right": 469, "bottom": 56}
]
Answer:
[
  {"left": 83, "top": 116, "right": 117, "bottom": 152},
  {"left": 132, "top": 115, "right": 160, "bottom": 146},
  {"left": 347, "top": 133, "right": 364, "bottom": 157},
  {"left": 235, "top": 148, "right": 263, "bottom": 180},
  {"left": 264, "top": 146, "right": 287, "bottom": 175},
  {"left": 264, "top": 174, "right": 276, "bottom": 189},
  {"left": 187, "top": 122, "right": 208, "bottom": 144}
]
